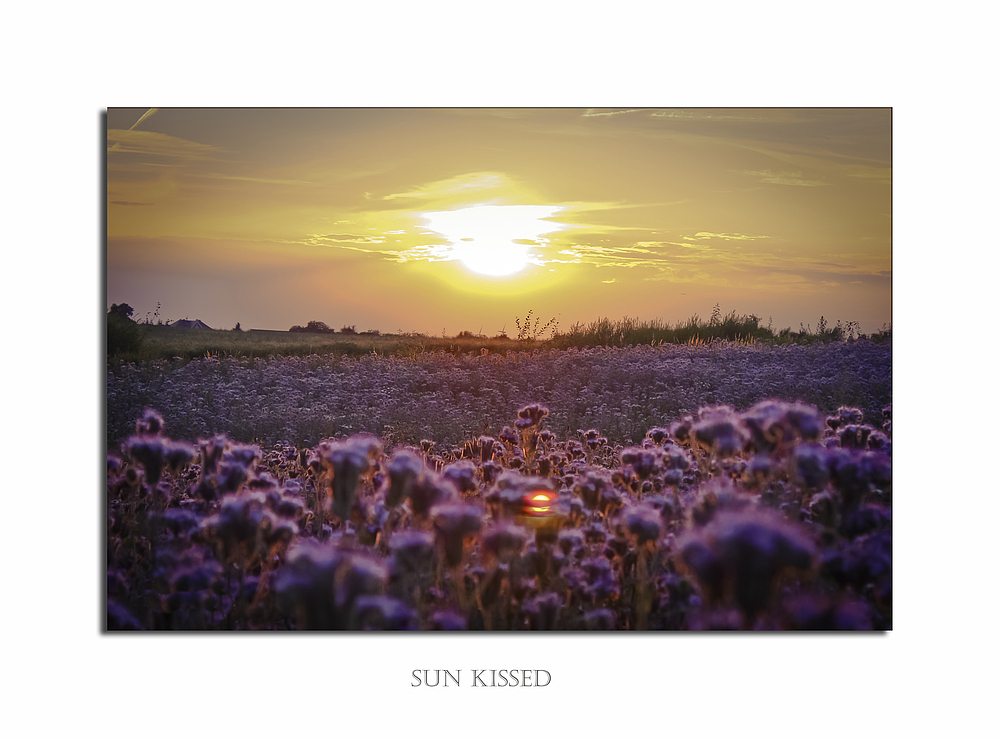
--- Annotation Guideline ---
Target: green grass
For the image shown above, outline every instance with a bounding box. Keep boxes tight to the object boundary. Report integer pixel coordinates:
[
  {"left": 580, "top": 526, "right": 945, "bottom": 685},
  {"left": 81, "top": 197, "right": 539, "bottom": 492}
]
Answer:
[
  {"left": 550, "top": 311, "right": 891, "bottom": 350},
  {"left": 549, "top": 311, "right": 770, "bottom": 348},
  {"left": 106, "top": 312, "right": 891, "bottom": 364},
  {"left": 107, "top": 324, "right": 530, "bottom": 363}
]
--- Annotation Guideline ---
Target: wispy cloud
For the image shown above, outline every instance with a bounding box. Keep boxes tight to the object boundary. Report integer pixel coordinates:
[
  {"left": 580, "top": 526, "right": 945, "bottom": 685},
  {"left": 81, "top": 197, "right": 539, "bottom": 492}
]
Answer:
[
  {"left": 744, "top": 169, "right": 828, "bottom": 187},
  {"left": 843, "top": 164, "right": 891, "bottom": 183},
  {"left": 107, "top": 129, "right": 224, "bottom": 162},
  {"left": 521, "top": 232, "right": 889, "bottom": 292},
  {"left": 304, "top": 233, "right": 387, "bottom": 246},
  {"left": 378, "top": 172, "right": 509, "bottom": 201},
  {"left": 130, "top": 108, "right": 159, "bottom": 129},
  {"left": 533, "top": 239, "right": 716, "bottom": 272},
  {"left": 382, "top": 243, "right": 452, "bottom": 263},
  {"left": 682, "top": 232, "right": 769, "bottom": 241},
  {"left": 191, "top": 173, "right": 315, "bottom": 186},
  {"left": 582, "top": 109, "right": 649, "bottom": 118},
  {"left": 649, "top": 110, "right": 792, "bottom": 124},
  {"left": 109, "top": 108, "right": 159, "bottom": 152}
]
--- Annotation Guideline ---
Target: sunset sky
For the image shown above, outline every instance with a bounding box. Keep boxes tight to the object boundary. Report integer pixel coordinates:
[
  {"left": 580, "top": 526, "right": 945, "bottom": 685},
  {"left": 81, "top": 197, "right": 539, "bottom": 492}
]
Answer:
[{"left": 107, "top": 108, "right": 890, "bottom": 335}]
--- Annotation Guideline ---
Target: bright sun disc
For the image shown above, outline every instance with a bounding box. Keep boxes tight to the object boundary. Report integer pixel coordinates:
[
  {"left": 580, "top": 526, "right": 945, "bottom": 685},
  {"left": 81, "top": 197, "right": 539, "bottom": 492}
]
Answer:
[{"left": 421, "top": 204, "right": 566, "bottom": 276}]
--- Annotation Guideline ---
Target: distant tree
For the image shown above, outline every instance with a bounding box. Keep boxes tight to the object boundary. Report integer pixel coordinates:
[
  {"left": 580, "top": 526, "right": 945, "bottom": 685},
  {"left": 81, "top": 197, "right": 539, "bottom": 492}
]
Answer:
[
  {"left": 233, "top": 322, "right": 242, "bottom": 332},
  {"left": 109, "top": 303, "right": 134, "bottom": 321},
  {"left": 340, "top": 325, "right": 357, "bottom": 335},
  {"left": 107, "top": 309, "right": 144, "bottom": 356},
  {"left": 290, "top": 321, "right": 336, "bottom": 333},
  {"left": 456, "top": 330, "right": 475, "bottom": 339}
]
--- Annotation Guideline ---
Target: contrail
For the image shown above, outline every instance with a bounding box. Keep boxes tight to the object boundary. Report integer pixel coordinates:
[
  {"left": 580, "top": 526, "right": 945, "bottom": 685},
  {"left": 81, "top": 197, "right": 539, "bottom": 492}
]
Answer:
[
  {"left": 110, "top": 107, "right": 159, "bottom": 151},
  {"left": 129, "top": 107, "right": 158, "bottom": 130}
]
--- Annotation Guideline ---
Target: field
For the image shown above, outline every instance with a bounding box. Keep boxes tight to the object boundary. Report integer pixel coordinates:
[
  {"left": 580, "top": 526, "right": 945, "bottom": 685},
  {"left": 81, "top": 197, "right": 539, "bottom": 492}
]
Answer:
[
  {"left": 110, "top": 323, "right": 523, "bottom": 362},
  {"left": 106, "top": 337, "right": 891, "bottom": 631},
  {"left": 107, "top": 311, "right": 889, "bottom": 364}
]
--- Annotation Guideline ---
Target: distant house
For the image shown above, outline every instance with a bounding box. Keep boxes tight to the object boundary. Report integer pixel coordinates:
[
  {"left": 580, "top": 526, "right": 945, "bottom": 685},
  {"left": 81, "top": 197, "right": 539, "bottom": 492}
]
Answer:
[{"left": 170, "top": 319, "right": 213, "bottom": 330}]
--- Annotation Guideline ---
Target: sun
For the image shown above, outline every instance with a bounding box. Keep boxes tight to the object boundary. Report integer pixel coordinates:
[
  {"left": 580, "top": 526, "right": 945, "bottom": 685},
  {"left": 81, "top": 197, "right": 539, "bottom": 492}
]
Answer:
[{"left": 420, "top": 204, "right": 567, "bottom": 276}]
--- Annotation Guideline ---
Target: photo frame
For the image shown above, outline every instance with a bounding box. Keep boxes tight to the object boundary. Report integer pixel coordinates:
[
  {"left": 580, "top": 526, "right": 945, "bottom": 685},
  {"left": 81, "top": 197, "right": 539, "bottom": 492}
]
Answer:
[{"left": 106, "top": 107, "right": 892, "bottom": 633}]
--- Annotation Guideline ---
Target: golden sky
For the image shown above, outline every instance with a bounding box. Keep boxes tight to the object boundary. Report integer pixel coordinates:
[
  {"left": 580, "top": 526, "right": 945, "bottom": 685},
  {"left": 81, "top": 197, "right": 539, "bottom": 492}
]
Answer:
[{"left": 107, "top": 108, "right": 890, "bottom": 334}]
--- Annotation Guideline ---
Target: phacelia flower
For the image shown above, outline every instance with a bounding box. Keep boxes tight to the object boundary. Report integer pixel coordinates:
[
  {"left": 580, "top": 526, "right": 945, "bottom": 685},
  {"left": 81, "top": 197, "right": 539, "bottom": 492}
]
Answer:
[
  {"left": 429, "top": 610, "right": 467, "bottom": 630},
  {"left": 793, "top": 444, "right": 831, "bottom": 491},
  {"left": 523, "top": 592, "right": 563, "bottom": 630},
  {"left": 135, "top": 408, "right": 164, "bottom": 436},
  {"left": 442, "top": 460, "right": 478, "bottom": 496},
  {"left": 584, "top": 608, "right": 617, "bottom": 630},
  {"left": 351, "top": 595, "right": 418, "bottom": 630},
  {"left": 679, "top": 509, "right": 815, "bottom": 625},
  {"left": 625, "top": 505, "right": 662, "bottom": 546},
  {"left": 693, "top": 407, "right": 746, "bottom": 456},
  {"left": 388, "top": 530, "right": 436, "bottom": 578},
  {"left": 383, "top": 449, "right": 424, "bottom": 508},
  {"left": 316, "top": 438, "right": 372, "bottom": 520},
  {"left": 483, "top": 523, "right": 528, "bottom": 563},
  {"left": 517, "top": 403, "right": 550, "bottom": 427},
  {"left": 432, "top": 503, "right": 483, "bottom": 567}
]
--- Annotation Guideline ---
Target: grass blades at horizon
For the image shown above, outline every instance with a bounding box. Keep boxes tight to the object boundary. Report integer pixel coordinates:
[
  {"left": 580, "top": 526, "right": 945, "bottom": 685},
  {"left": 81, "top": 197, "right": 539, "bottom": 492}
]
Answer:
[{"left": 107, "top": 311, "right": 891, "bottom": 364}]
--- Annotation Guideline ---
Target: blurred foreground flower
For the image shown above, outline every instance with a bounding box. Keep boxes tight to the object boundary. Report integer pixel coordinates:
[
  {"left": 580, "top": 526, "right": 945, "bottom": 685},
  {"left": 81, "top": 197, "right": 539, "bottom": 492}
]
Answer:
[{"left": 679, "top": 509, "right": 815, "bottom": 627}]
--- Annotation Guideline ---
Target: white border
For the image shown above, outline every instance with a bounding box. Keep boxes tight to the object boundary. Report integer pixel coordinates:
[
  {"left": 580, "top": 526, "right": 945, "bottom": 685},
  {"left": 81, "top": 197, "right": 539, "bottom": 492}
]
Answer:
[{"left": 6, "top": 2, "right": 997, "bottom": 735}]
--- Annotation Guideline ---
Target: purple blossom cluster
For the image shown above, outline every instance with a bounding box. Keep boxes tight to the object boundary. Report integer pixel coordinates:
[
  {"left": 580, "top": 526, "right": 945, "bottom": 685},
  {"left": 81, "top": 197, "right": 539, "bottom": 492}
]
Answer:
[
  {"left": 107, "top": 340, "right": 890, "bottom": 451},
  {"left": 107, "top": 398, "right": 891, "bottom": 630}
]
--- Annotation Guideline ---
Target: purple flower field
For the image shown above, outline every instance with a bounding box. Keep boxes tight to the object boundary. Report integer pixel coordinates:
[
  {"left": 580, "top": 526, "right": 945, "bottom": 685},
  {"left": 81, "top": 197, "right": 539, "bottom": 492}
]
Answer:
[
  {"left": 108, "top": 340, "right": 890, "bottom": 449},
  {"left": 106, "top": 339, "right": 891, "bottom": 630}
]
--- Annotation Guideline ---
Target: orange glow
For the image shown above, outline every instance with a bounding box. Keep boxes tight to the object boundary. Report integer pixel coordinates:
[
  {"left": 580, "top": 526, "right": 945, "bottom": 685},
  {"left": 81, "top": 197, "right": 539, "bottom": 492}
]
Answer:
[
  {"left": 522, "top": 490, "right": 555, "bottom": 518},
  {"left": 106, "top": 108, "right": 891, "bottom": 335},
  {"left": 420, "top": 204, "right": 568, "bottom": 276}
]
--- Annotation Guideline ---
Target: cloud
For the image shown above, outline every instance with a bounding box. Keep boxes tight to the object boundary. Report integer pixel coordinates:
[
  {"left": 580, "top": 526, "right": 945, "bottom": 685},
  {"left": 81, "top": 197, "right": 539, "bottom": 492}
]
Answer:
[
  {"left": 107, "top": 129, "right": 224, "bottom": 162},
  {"left": 523, "top": 231, "right": 890, "bottom": 293},
  {"left": 383, "top": 243, "right": 453, "bottom": 263},
  {"left": 191, "top": 173, "right": 315, "bottom": 186},
  {"left": 844, "top": 164, "right": 892, "bottom": 184},
  {"left": 108, "top": 108, "right": 160, "bottom": 152},
  {"left": 582, "top": 109, "right": 649, "bottom": 118},
  {"left": 733, "top": 265, "right": 892, "bottom": 291},
  {"left": 682, "top": 232, "right": 769, "bottom": 241},
  {"left": 379, "top": 172, "right": 509, "bottom": 201},
  {"left": 303, "top": 233, "right": 388, "bottom": 247},
  {"left": 744, "top": 169, "right": 828, "bottom": 187},
  {"left": 649, "top": 110, "right": 787, "bottom": 124},
  {"left": 129, "top": 108, "right": 159, "bottom": 130},
  {"left": 533, "top": 238, "right": 720, "bottom": 273}
]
